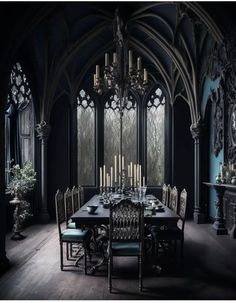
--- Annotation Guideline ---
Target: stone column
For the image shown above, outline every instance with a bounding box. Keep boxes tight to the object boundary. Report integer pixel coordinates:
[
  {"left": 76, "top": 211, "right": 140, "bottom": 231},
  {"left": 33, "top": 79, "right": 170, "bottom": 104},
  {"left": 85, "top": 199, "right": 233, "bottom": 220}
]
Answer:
[
  {"left": 190, "top": 121, "right": 206, "bottom": 223},
  {"left": 36, "top": 121, "right": 51, "bottom": 223}
]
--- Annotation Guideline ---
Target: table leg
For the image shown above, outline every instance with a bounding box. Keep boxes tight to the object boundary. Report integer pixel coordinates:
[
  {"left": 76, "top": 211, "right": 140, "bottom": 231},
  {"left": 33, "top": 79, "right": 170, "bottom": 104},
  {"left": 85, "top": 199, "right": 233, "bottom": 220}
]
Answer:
[{"left": 213, "top": 185, "right": 228, "bottom": 235}]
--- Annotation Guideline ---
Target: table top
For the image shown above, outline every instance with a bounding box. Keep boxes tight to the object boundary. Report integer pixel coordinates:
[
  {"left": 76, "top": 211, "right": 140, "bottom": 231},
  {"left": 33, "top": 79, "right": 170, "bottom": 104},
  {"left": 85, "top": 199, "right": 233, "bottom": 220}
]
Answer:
[
  {"left": 71, "top": 194, "right": 179, "bottom": 227},
  {"left": 203, "top": 182, "right": 236, "bottom": 189}
]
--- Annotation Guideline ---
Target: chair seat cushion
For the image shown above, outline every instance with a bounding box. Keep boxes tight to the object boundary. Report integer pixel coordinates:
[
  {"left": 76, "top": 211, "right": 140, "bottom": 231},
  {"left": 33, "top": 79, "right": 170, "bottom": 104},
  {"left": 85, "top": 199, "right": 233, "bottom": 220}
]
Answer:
[
  {"left": 151, "top": 226, "right": 182, "bottom": 240},
  {"left": 62, "top": 228, "right": 90, "bottom": 242},
  {"left": 111, "top": 242, "right": 140, "bottom": 255},
  {"left": 67, "top": 222, "right": 76, "bottom": 229}
]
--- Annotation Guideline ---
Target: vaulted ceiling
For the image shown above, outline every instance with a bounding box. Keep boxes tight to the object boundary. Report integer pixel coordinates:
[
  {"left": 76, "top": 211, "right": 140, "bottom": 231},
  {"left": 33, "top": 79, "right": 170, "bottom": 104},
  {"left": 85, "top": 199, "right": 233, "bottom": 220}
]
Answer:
[{"left": 0, "top": 2, "right": 231, "bottom": 124}]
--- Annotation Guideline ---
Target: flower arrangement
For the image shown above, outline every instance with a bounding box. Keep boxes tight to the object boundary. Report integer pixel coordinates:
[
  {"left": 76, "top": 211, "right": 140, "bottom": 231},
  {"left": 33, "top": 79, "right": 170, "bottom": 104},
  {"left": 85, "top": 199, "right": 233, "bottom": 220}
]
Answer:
[{"left": 7, "top": 161, "right": 36, "bottom": 198}]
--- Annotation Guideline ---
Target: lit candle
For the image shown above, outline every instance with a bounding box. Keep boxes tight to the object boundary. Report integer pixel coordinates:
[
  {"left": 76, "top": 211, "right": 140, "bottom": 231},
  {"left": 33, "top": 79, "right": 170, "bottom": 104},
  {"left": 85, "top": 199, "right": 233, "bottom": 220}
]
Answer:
[
  {"left": 110, "top": 166, "right": 113, "bottom": 187},
  {"left": 144, "top": 68, "right": 147, "bottom": 81},
  {"left": 122, "top": 156, "right": 124, "bottom": 170},
  {"left": 137, "top": 57, "right": 142, "bottom": 70},
  {"left": 105, "top": 53, "right": 109, "bottom": 66},
  {"left": 96, "top": 65, "right": 100, "bottom": 78},
  {"left": 100, "top": 167, "right": 103, "bottom": 187},
  {"left": 114, "top": 155, "right": 117, "bottom": 182},
  {"left": 134, "top": 164, "right": 136, "bottom": 186},
  {"left": 143, "top": 176, "right": 145, "bottom": 187},
  {"left": 113, "top": 52, "right": 117, "bottom": 64},
  {"left": 129, "top": 50, "right": 133, "bottom": 70},
  {"left": 103, "top": 165, "right": 106, "bottom": 187}
]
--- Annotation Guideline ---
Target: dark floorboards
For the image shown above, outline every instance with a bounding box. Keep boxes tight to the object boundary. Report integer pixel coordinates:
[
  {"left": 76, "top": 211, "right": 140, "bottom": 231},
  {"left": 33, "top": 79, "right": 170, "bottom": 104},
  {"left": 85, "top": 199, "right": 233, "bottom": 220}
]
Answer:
[{"left": 0, "top": 220, "right": 236, "bottom": 300}]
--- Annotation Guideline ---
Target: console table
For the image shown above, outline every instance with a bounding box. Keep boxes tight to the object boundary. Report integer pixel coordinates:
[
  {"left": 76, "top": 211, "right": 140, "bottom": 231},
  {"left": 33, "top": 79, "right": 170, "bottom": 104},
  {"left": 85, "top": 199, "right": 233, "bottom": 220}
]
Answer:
[{"left": 203, "top": 182, "right": 236, "bottom": 238}]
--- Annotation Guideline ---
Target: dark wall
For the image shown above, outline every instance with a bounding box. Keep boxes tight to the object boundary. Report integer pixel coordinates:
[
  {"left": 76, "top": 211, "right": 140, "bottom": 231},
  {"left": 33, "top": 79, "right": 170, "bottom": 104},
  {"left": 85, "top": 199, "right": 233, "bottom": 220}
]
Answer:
[
  {"left": 48, "top": 96, "right": 71, "bottom": 219},
  {"left": 173, "top": 99, "right": 194, "bottom": 218}
]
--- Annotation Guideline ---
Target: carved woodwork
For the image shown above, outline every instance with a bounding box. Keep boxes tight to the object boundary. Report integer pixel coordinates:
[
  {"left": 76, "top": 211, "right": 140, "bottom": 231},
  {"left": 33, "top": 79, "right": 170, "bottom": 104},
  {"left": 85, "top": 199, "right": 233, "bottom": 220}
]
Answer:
[{"left": 223, "top": 189, "right": 236, "bottom": 238}]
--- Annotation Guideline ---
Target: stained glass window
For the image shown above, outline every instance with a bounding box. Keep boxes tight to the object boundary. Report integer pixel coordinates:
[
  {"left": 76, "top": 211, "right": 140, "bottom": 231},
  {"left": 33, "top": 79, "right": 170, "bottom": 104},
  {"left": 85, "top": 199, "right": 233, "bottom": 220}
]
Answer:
[
  {"left": 104, "top": 93, "right": 137, "bottom": 169},
  {"left": 146, "top": 87, "right": 165, "bottom": 186},
  {"left": 5, "top": 62, "right": 35, "bottom": 184},
  {"left": 77, "top": 89, "right": 95, "bottom": 186}
]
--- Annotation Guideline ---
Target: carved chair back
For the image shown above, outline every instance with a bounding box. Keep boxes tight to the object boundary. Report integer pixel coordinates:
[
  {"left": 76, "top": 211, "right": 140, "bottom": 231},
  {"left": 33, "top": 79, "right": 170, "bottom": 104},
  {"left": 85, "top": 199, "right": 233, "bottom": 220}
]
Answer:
[
  {"left": 55, "top": 189, "right": 65, "bottom": 237},
  {"left": 109, "top": 199, "right": 144, "bottom": 244},
  {"left": 64, "top": 188, "right": 73, "bottom": 226},
  {"left": 169, "top": 186, "right": 178, "bottom": 213},
  {"left": 79, "top": 185, "right": 85, "bottom": 206},
  {"left": 162, "top": 184, "right": 169, "bottom": 206},
  {"left": 178, "top": 188, "right": 187, "bottom": 230},
  {"left": 72, "top": 186, "right": 80, "bottom": 213}
]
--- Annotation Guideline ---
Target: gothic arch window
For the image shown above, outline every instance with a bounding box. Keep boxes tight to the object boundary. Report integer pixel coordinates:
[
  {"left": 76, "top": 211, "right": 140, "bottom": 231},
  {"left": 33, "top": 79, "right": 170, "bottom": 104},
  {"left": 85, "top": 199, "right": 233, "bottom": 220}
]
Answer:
[
  {"left": 5, "top": 62, "right": 35, "bottom": 184},
  {"left": 104, "top": 92, "right": 137, "bottom": 169},
  {"left": 146, "top": 87, "right": 165, "bottom": 186},
  {"left": 77, "top": 89, "right": 95, "bottom": 186}
]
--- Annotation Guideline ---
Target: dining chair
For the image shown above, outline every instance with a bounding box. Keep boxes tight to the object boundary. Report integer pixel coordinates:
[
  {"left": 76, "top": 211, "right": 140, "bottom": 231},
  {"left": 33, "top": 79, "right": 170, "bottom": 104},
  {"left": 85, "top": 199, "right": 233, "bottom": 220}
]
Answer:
[
  {"left": 162, "top": 184, "right": 169, "bottom": 206},
  {"left": 72, "top": 185, "right": 81, "bottom": 213},
  {"left": 151, "top": 188, "right": 187, "bottom": 258},
  {"left": 55, "top": 189, "right": 91, "bottom": 272},
  {"left": 169, "top": 186, "right": 178, "bottom": 214},
  {"left": 79, "top": 185, "right": 85, "bottom": 206},
  {"left": 108, "top": 199, "right": 144, "bottom": 292}
]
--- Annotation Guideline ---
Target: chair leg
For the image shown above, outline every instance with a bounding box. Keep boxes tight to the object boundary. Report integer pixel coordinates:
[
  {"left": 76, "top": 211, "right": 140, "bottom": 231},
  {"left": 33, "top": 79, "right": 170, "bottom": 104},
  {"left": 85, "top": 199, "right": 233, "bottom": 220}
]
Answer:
[
  {"left": 66, "top": 243, "right": 69, "bottom": 260},
  {"left": 60, "top": 242, "right": 64, "bottom": 271},
  {"left": 84, "top": 244, "right": 87, "bottom": 275},
  {"left": 108, "top": 256, "right": 112, "bottom": 292}
]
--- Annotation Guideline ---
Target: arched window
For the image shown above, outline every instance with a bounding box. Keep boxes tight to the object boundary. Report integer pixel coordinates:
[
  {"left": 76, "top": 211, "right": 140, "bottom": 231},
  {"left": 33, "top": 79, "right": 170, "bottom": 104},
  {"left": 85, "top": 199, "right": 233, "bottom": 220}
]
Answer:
[
  {"left": 104, "top": 93, "right": 137, "bottom": 169},
  {"left": 77, "top": 89, "right": 95, "bottom": 186},
  {"left": 146, "top": 87, "right": 165, "bottom": 186},
  {"left": 5, "top": 62, "right": 35, "bottom": 184}
]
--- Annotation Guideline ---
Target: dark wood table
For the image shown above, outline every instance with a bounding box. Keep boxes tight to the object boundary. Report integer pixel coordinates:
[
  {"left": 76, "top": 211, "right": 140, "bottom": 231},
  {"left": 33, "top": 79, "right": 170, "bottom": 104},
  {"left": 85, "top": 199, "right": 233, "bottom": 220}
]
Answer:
[
  {"left": 71, "top": 194, "right": 179, "bottom": 274},
  {"left": 71, "top": 194, "right": 179, "bottom": 228}
]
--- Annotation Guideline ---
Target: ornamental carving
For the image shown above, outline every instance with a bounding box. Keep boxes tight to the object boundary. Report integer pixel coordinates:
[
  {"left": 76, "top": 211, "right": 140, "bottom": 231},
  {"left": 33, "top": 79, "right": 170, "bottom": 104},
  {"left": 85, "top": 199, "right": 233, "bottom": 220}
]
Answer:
[
  {"left": 207, "top": 43, "right": 226, "bottom": 81},
  {"left": 190, "top": 118, "right": 202, "bottom": 140},
  {"left": 35, "top": 121, "right": 51, "bottom": 142}
]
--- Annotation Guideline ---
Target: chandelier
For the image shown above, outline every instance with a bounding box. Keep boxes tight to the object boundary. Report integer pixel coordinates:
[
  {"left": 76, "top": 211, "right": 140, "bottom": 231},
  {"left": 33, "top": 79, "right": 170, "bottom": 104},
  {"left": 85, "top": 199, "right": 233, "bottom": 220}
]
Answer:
[{"left": 93, "top": 10, "right": 148, "bottom": 112}]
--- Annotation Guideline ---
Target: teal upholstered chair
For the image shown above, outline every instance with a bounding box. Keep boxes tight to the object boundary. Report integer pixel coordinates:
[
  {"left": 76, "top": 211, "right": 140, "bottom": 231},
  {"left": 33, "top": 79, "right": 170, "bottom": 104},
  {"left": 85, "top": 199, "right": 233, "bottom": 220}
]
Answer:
[
  {"left": 151, "top": 188, "right": 187, "bottom": 258},
  {"left": 55, "top": 189, "right": 91, "bottom": 272},
  {"left": 72, "top": 186, "right": 81, "bottom": 213},
  {"left": 65, "top": 188, "right": 76, "bottom": 229},
  {"left": 108, "top": 199, "right": 144, "bottom": 292}
]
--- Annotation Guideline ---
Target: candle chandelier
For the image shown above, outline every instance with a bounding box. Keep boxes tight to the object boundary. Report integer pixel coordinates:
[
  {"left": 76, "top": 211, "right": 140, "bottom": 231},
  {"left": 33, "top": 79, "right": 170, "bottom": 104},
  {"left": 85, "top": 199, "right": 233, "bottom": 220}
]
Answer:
[{"left": 93, "top": 9, "right": 148, "bottom": 111}]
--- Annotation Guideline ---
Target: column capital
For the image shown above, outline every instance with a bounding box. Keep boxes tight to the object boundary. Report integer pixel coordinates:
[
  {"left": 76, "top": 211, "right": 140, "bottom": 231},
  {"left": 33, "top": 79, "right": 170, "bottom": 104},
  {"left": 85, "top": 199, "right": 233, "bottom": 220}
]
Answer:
[
  {"left": 190, "top": 120, "right": 202, "bottom": 140},
  {"left": 35, "top": 121, "right": 51, "bottom": 142}
]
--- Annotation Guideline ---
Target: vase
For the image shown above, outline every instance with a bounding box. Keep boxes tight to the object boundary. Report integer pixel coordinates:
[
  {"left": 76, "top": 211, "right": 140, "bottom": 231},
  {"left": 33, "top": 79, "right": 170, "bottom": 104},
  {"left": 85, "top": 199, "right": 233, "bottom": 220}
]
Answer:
[{"left": 9, "top": 195, "right": 26, "bottom": 240}]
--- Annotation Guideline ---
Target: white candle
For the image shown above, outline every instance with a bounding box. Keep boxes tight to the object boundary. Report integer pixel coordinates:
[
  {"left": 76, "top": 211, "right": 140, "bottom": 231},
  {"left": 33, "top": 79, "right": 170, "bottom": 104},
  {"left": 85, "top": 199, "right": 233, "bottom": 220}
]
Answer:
[
  {"left": 134, "top": 164, "right": 136, "bottom": 186},
  {"left": 103, "top": 165, "right": 106, "bottom": 187},
  {"left": 107, "top": 173, "right": 109, "bottom": 187},
  {"left": 137, "top": 57, "right": 142, "bottom": 70},
  {"left": 128, "top": 165, "right": 130, "bottom": 178},
  {"left": 122, "top": 156, "right": 124, "bottom": 170},
  {"left": 144, "top": 68, "right": 147, "bottom": 81},
  {"left": 113, "top": 52, "right": 117, "bottom": 64},
  {"left": 129, "top": 50, "right": 133, "bottom": 70},
  {"left": 110, "top": 167, "right": 113, "bottom": 187},
  {"left": 100, "top": 167, "right": 103, "bottom": 187},
  {"left": 94, "top": 74, "right": 96, "bottom": 86},
  {"left": 137, "top": 165, "right": 139, "bottom": 185},
  {"left": 139, "top": 165, "right": 142, "bottom": 187},
  {"left": 119, "top": 154, "right": 121, "bottom": 173},
  {"left": 114, "top": 155, "right": 117, "bottom": 182},
  {"left": 105, "top": 53, "right": 109, "bottom": 66},
  {"left": 143, "top": 176, "right": 145, "bottom": 187},
  {"left": 130, "top": 162, "right": 133, "bottom": 177},
  {"left": 96, "top": 65, "right": 100, "bottom": 78}
]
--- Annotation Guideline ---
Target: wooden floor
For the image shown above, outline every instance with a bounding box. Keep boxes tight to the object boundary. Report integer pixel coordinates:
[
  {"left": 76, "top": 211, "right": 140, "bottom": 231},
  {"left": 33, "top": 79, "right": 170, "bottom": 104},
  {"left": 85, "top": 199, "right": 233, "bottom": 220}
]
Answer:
[{"left": 0, "top": 220, "right": 236, "bottom": 300}]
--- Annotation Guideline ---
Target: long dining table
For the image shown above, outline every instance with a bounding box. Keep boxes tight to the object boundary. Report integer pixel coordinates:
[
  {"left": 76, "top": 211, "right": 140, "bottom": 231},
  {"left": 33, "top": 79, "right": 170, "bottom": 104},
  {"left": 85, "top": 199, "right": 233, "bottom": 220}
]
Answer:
[{"left": 71, "top": 194, "right": 179, "bottom": 228}]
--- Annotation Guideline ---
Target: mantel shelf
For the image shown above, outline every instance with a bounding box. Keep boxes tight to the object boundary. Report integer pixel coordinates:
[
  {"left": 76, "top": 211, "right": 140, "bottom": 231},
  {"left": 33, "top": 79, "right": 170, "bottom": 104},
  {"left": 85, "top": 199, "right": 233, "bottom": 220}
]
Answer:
[{"left": 203, "top": 182, "right": 236, "bottom": 190}]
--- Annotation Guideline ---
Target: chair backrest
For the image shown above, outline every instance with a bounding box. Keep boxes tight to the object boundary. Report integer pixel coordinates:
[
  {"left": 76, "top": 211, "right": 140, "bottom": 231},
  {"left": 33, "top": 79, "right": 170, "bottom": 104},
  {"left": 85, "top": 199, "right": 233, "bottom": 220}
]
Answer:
[
  {"left": 79, "top": 185, "right": 84, "bottom": 206},
  {"left": 55, "top": 189, "right": 65, "bottom": 236},
  {"left": 179, "top": 188, "right": 187, "bottom": 221},
  {"left": 109, "top": 199, "right": 144, "bottom": 243},
  {"left": 169, "top": 186, "right": 178, "bottom": 213},
  {"left": 72, "top": 186, "right": 80, "bottom": 213},
  {"left": 162, "top": 184, "right": 169, "bottom": 206},
  {"left": 167, "top": 184, "right": 171, "bottom": 207},
  {"left": 64, "top": 188, "right": 73, "bottom": 226}
]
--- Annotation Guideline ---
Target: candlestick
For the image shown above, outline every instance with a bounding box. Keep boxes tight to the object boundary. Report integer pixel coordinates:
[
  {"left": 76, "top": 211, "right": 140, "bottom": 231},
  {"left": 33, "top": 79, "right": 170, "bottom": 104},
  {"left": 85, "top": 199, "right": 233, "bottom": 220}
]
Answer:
[
  {"left": 129, "top": 50, "right": 133, "bottom": 70},
  {"left": 122, "top": 156, "right": 124, "bottom": 170},
  {"left": 128, "top": 164, "right": 130, "bottom": 178},
  {"left": 130, "top": 162, "right": 133, "bottom": 177},
  {"left": 105, "top": 53, "right": 109, "bottom": 66},
  {"left": 143, "top": 176, "right": 145, "bottom": 187},
  {"left": 144, "top": 68, "right": 147, "bottom": 81},
  {"left": 134, "top": 164, "right": 136, "bottom": 186},
  {"left": 96, "top": 65, "right": 100, "bottom": 78},
  {"left": 113, "top": 52, "right": 117, "bottom": 64},
  {"left": 137, "top": 164, "right": 139, "bottom": 184},
  {"left": 139, "top": 165, "right": 142, "bottom": 187},
  {"left": 107, "top": 173, "right": 109, "bottom": 187},
  {"left": 93, "top": 74, "right": 96, "bottom": 86},
  {"left": 137, "top": 57, "right": 142, "bottom": 70}
]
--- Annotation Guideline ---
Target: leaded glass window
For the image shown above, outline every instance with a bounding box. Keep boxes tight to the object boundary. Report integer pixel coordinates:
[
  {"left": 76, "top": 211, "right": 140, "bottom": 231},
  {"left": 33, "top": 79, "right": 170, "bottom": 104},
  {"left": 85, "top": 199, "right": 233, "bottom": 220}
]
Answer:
[
  {"left": 146, "top": 87, "right": 165, "bottom": 186},
  {"left": 5, "top": 62, "right": 35, "bottom": 184},
  {"left": 104, "top": 93, "right": 137, "bottom": 169},
  {"left": 77, "top": 89, "right": 95, "bottom": 186}
]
